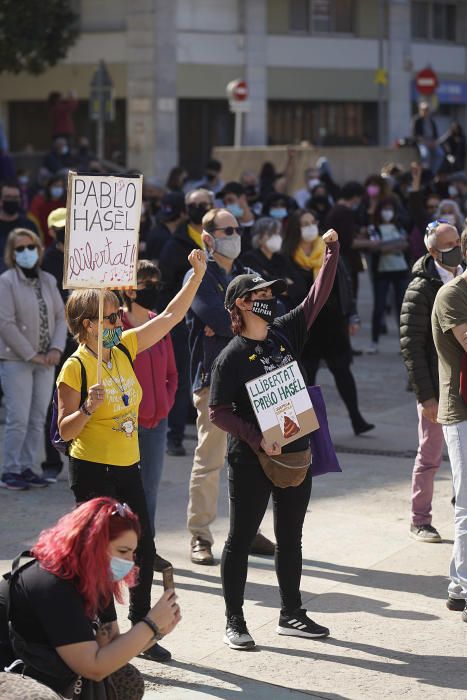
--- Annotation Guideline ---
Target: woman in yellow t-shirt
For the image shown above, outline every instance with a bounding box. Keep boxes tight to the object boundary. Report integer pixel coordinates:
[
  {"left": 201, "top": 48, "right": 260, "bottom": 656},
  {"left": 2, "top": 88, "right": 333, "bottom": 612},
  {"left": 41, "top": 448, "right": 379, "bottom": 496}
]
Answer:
[{"left": 57, "top": 249, "right": 206, "bottom": 663}]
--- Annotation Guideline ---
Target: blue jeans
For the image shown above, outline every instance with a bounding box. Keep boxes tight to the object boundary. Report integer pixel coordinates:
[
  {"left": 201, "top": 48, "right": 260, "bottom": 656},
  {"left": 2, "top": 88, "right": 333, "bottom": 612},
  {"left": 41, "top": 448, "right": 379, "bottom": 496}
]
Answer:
[
  {"left": 0, "top": 360, "right": 54, "bottom": 475},
  {"left": 443, "top": 422, "right": 467, "bottom": 600},
  {"left": 138, "top": 419, "right": 168, "bottom": 538}
]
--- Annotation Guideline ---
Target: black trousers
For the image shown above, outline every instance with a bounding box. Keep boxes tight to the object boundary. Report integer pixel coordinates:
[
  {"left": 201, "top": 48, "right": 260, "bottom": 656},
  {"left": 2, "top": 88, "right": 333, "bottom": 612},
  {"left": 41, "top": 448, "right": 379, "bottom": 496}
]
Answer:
[
  {"left": 306, "top": 357, "right": 364, "bottom": 430},
  {"left": 69, "top": 458, "right": 155, "bottom": 623},
  {"left": 221, "top": 458, "right": 312, "bottom": 617}
]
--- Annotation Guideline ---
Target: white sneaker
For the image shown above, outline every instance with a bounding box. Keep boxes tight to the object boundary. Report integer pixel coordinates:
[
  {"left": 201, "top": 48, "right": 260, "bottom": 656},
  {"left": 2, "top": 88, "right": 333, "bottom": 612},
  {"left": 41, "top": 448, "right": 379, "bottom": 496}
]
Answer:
[{"left": 366, "top": 343, "right": 379, "bottom": 355}]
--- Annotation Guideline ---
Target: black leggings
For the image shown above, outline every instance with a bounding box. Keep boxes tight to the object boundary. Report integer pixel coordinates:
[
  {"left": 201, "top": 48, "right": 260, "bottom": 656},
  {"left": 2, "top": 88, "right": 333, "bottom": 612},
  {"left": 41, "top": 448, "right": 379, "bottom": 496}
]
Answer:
[
  {"left": 221, "top": 458, "right": 312, "bottom": 617},
  {"left": 306, "top": 357, "right": 364, "bottom": 430},
  {"left": 69, "top": 458, "right": 155, "bottom": 624}
]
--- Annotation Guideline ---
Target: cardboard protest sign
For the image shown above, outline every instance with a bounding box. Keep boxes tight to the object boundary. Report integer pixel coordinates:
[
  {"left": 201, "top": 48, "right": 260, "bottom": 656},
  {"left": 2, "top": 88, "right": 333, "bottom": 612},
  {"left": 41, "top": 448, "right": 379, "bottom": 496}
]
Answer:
[
  {"left": 246, "top": 361, "right": 319, "bottom": 447},
  {"left": 63, "top": 172, "right": 142, "bottom": 289}
]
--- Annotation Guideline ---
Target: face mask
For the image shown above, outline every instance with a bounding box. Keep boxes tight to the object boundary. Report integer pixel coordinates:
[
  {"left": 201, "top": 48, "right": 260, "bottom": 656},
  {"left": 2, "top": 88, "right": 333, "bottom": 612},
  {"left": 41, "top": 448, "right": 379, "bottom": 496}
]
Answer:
[
  {"left": 251, "top": 297, "right": 277, "bottom": 323},
  {"left": 55, "top": 228, "right": 65, "bottom": 244},
  {"left": 188, "top": 203, "right": 210, "bottom": 225},
  {"left": 270, "top": 207, "right": 287, "bottom": 220},
  {"left": 308, "top": 178, "right": 320, "bottom": 191},
  {"left": 442, "top": 213, "right": 456, "bottom": 226},
  {"left": 18, "top": 176, "right": 29, "bottom": 186},
  {"left": 50, "top": 186, "right": 64, "bottom": 200},
  {"left": 265, "top": 234, "right": 282, "bottom": 254},
  {"left": 301, "top": 224, "right": 319, "bottom": 242},
  {"left": 213, "top": 233, "right": 241, "bottom": 260},
  {"left": 102, "top": 326, "right": 123, "bottom": 349},
  {"left": 110, "top": 556, "right": 134, "bottom": 582},
  {"left": 448, "top": 185, "right": 458, "bottom": 198},
  {"left": 226, "top": 203, "right": 244, "bottom": 218},
  {"left": 2, "top": 200, "right": 20, "bottom": 216},
  {"left": 134, "top": 286, "right": 159, "bottom": 310},
  {"left": 436, "top": 245, "right": 463, "bottom": 269},
  {"left": 16, "top": 248, "right": 39, "bottom": 269},
  {"left": 381, "top": 209, "right": 394, "bottom": 223},
  {"left": 367, "top": 185, "right": 380, "bottom": 198}
]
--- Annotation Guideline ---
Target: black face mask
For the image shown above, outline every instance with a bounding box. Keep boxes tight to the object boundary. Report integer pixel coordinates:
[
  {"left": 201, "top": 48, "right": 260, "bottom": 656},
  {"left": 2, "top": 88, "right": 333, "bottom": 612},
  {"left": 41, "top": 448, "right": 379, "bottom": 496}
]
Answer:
[
  {"left": 436, "top": 246, "right": 463, "bottom": 268},
  {"left": 2, "top": 200, "right": 20, "bottom": 216},
  {"left": 134, "top": 286, "right": 159, "bottom": 310},
  {"left": 188, "top": 203, "right": 210, "bottom": 225},
  {"left": 251, "top": 297, "right": 277, "bottom": 323},
  {"left": 55, "top": 227, "right": 65, "bottom": 244}
]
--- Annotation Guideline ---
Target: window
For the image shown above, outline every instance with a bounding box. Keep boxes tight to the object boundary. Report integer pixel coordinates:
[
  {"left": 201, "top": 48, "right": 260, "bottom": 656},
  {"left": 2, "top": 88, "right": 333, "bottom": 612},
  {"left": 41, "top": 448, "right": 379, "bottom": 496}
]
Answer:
[
  {"left": 289, "top": 0, "right": 353, "bottom": 34},
  {"left": 411, "top": 1, "right": 457, "bottom": 41}
]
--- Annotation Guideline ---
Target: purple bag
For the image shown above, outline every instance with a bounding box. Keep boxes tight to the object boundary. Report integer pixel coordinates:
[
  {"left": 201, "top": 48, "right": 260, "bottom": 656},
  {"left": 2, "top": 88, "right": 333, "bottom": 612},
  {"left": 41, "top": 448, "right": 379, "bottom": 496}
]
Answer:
[{"left": 308, "top": 385, "right": 342, "bottom": 477}]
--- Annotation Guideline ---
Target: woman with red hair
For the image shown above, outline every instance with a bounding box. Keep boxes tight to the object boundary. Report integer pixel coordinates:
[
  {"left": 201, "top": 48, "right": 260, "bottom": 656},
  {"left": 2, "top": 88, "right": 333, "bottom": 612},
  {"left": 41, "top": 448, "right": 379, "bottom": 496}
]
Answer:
[{"left": 0, "top": 497, "right": 180, "bottom": 698}]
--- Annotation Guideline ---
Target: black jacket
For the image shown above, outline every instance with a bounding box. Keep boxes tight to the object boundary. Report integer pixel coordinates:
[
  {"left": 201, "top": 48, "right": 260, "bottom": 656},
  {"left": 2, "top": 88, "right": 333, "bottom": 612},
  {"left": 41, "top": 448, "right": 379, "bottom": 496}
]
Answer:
[
  {"left": 157, "top": 222, "right": 201, "bottom": 310},
  {"left": 239, "top": 248, "right": 307, "bottom": 309},
  {"left": 400, "top": 255, "right": 442, "bottom": 403}
]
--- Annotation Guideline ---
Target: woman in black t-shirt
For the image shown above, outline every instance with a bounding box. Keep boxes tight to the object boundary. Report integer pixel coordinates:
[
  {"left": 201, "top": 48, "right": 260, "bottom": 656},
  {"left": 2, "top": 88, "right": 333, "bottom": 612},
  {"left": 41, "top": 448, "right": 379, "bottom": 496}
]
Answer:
[
  {"left": 0, "top": 497, "right": 180, "bottom": 696},
  {"left": 209, "top": 229, "right": 339, "bottom": 650}
]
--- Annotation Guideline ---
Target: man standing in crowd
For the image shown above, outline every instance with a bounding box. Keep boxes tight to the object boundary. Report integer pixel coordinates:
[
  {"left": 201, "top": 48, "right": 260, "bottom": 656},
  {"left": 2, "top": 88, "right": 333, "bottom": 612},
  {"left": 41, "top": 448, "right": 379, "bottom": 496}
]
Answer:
[
  {"left": 412, "top": 102, "right": 445, "bottom": 176},
  {"left": 432, "top": 227, "right": 467, "bottom": 615},
  {"left": 159, "top": 188, "right": 214, "bottom": 457},
  {"left": 219, "top": 182, "right": 256, "bottom": 251},
  {"left": 146, "top": 191, "right": 186, "bottom": 262},
  {"left": 0, "top": 180, "right": 38, "bottom": 273},
  {"left": 401, "top": 221, "right": 462, "bottom": 543},
  {"left": 186, "top": 207, "right": 274, "bottom": 564}
]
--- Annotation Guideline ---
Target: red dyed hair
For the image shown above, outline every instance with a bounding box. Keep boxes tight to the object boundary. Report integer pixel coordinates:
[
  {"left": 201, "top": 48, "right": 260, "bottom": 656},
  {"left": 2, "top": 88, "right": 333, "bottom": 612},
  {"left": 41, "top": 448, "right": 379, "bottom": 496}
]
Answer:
[
  {"left": 230, "top": 292, "right": 252, "bottom": 335},
  {"left": 32, "top": 497, "right": 141, "bottom": 618}
]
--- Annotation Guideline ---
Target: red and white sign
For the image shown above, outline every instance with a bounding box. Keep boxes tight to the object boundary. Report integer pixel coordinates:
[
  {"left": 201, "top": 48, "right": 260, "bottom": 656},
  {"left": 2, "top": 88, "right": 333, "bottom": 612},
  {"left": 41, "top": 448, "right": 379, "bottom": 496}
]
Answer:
[
  {"left": 227, "top": 79, "right": 249, "bottom": 102},
  {"left": 415, "top": 67, "right": 438, "bottom": 96}
]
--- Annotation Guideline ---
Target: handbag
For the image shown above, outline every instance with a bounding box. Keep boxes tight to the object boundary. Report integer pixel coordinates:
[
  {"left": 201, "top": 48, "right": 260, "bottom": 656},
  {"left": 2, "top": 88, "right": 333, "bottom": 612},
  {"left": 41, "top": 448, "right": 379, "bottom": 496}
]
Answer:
[
  {"left": 0, "top": 670, "right": 62, "bottom": 699},
  {"left": 256, "top": 446, "right": 311, "bottom": 488},
  {"left": 307, "top": 386, "right": 342, "bottom": 477}
]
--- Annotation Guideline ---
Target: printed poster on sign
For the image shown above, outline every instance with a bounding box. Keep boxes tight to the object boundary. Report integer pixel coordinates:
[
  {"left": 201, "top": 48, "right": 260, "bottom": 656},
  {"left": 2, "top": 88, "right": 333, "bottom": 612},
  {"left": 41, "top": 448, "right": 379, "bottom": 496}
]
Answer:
[
  {"left": 63, "top": 171, "right": 142, "bottom": 289},
  {"left": 246, "top": 361, "right": 319, "bottom": 447}
]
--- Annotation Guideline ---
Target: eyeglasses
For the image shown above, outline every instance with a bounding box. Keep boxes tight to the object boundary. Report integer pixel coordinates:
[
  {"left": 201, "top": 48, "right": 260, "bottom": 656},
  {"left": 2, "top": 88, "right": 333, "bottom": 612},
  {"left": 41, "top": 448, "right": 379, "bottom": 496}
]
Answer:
[
  {"left": 111, "top": 502, "right": 131, "bottom": 518},
  {"left": 103, "top": 309, "right": 123, "bottom": 325},
  {"left": 214, "top": 226, "right": 241, "bottom": 236},
  {"left": 15, "top": 244, "right": 37, "bottom": 252}
]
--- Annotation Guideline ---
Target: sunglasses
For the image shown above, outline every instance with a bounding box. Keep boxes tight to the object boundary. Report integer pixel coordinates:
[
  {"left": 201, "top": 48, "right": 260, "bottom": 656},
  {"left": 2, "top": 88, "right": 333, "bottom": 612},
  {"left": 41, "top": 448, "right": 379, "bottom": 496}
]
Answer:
[
  {"left": 103, "top": 309, "right": 123, "bottom": 325},
  {"left": 111, "top": 502, "right": 131, "bottom": 518},
  {"left": 15, "top": 244, "right": 37, "bottom": 252},
  {"left": 214, "top": 226, "right": 241, "bottom": 236},
  {"left": 426, "top": 219, "right": 450, "bottom": 231}
]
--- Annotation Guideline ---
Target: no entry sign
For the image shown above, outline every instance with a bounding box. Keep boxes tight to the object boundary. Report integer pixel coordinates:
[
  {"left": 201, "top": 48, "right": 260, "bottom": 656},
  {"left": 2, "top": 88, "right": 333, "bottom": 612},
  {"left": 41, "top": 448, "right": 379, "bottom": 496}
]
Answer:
[{"left": 415, "top": 67, "right": 438, "bottom": 96}]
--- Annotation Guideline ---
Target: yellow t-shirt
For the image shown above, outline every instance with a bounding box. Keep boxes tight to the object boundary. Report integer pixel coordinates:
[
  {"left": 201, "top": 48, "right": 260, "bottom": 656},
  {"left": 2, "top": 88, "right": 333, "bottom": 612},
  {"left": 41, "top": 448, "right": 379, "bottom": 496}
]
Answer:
[{"left": 57, "top": 330, "right": 143, "bottom": 466}]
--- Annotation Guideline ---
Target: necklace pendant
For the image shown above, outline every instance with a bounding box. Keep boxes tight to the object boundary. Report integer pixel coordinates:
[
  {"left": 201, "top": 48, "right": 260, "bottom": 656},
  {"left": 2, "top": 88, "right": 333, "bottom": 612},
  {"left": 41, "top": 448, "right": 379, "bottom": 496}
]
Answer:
[
  {"left": 122, "top": 393, "right": 129, "bottom": 406},
  {"left": 107, "top": 360, "right": 112, "bottom": 369}
]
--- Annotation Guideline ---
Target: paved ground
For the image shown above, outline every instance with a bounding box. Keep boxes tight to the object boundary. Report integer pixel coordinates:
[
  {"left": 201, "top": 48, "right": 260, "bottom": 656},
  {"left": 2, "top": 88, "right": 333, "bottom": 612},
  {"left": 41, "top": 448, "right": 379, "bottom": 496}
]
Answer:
[{"left": 1, "top": 273, "right": 466, "bottom": 699}]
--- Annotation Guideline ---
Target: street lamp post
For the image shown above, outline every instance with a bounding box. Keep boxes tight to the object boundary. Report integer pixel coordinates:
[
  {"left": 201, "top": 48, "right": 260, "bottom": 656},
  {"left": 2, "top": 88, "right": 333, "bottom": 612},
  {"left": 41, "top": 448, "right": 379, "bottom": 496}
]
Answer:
[{"left": 89, "top": 60, "right": 114, "bottom": 161}]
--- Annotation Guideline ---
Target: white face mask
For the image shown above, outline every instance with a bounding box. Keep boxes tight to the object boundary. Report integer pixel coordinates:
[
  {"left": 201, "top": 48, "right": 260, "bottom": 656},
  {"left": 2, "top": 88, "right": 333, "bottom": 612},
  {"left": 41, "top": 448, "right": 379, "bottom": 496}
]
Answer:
[
  {"left": 308, "top": 178, "right": 320, "bottom": 191},
  {"left": 448, "top": 185, "right": 458, "bottom": 198},
  {"left": 442, "top": 213, "right": 457, "bottom": 225},
  {"left": 301, "top": 224, "right": 319, "bottom": 242},
  {"left": 381, "top": 208, "right": 394, "bottom": 223},
  {"left": 264, "top": 233, "right": 282, "bottom": 254}
]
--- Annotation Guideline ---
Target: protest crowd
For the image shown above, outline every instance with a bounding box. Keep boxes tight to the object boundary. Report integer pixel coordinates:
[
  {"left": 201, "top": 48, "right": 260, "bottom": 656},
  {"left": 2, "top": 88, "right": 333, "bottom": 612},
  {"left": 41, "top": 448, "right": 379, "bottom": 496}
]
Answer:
[{"left": 1, "top": 100, "right": 467, "bottom": 697}]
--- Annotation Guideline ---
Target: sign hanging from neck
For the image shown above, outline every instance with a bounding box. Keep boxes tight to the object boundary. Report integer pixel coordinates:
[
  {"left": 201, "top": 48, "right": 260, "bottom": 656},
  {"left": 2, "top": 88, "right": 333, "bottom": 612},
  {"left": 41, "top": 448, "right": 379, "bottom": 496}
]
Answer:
[{"left": 63, "top": 171, "right": 143, "bottom": 289}]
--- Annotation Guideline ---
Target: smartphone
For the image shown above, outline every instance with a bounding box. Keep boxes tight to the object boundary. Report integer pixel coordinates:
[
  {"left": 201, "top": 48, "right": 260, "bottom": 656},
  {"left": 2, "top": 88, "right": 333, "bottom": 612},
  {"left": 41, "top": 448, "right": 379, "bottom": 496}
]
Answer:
[{"left": 162, "top": 566, "right": 174, "bottom": 591}]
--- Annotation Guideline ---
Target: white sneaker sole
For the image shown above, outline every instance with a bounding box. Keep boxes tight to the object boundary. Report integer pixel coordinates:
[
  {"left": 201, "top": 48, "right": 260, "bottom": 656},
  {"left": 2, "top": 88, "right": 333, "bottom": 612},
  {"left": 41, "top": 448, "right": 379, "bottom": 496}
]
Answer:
[
  {"left": 223, "top": 634, "right": 256, "bottom": 650},
  {"left": 277, "top": 625, "right": 329, "bottom": 638},
  {"left": 409, "top": 532, "right": 441, "bottom": 543}
]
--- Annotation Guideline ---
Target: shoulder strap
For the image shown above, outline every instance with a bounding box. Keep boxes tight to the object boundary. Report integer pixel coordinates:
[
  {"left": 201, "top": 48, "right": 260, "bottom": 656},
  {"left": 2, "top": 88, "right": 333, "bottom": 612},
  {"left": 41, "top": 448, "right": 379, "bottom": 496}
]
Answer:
[
  {"left": 116, "top": 342, "right": 134, "bottom": 369},
  {"left": 67, "top": 354, "right": 87, "bottom": 404},
  {"left": 4, "top": 552, "right": 35, "bottom": 622}
]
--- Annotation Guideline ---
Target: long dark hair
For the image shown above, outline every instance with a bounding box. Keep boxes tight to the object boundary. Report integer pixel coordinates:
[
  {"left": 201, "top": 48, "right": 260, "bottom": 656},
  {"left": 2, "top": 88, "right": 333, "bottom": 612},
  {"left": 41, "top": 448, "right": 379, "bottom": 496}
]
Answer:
[{"left": 282, "top": 208, "right": 318, "bottom": 258}]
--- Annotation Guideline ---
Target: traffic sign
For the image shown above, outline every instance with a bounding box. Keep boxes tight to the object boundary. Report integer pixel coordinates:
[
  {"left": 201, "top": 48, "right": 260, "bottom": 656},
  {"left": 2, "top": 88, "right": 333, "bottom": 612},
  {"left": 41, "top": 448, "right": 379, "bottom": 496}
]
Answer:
[
  {"left": 415, "top": 67, "right": 438, "bottom": 96},
  {"left": 226, "top": 79, "right": 249, "bottom": 102}
]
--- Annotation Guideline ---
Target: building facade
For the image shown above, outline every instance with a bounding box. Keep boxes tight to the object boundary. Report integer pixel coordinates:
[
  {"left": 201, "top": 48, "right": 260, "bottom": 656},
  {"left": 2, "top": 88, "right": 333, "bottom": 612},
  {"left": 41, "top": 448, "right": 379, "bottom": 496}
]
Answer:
[{"left": 1, "top": 0, "right": 466, "bottom": 179}]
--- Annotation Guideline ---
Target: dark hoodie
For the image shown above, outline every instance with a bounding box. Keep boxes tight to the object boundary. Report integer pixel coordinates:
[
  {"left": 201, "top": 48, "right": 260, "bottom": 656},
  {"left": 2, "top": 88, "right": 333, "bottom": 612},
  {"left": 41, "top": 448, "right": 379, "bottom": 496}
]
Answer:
[{"left": 400, "top": 254, "right": 444, "bottom": 403}]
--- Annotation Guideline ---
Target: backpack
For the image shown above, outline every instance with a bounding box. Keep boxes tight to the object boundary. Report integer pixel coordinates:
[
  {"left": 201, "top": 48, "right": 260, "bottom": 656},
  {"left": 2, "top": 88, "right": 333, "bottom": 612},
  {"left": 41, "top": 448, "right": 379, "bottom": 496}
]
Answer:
[{"left": 50, "top": 345, "right": 134, "bottom": 455}]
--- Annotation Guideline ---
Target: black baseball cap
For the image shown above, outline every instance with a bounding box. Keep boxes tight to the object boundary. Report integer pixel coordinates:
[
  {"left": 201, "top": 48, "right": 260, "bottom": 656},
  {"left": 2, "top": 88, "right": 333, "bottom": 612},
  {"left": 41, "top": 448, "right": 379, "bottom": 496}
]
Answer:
[
  {"left": 224, "top": 274, "right": 287, "bottom": 310},
  {"left": 158, "top": 192, "right": 185, "bottom": 222}
]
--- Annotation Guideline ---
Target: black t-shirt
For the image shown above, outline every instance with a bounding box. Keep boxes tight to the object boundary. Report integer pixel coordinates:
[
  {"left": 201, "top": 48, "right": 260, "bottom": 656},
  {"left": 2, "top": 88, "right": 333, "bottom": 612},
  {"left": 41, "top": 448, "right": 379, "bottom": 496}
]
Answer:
[
  {"left": 0, "top": 560, "right": 116, "bottom": 649},
  {"left": 209, "top": 305, "right": 309, "bottom": 463}
]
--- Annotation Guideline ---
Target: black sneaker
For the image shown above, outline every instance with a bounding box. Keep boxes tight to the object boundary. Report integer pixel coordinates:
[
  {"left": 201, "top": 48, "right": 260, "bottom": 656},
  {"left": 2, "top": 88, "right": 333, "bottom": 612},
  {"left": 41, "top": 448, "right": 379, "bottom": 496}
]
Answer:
[
  {"left": 20, "top": 469, "right": 48, "bottom": 488},
  {"left": 277, "top": 609, "right": 329, "bottom": 638},
  {"left": 224, "top": 615, "right": 256, "bottom": 650},
  {"left": 447, "top": 596, "right": 466, "bottom": 612},
  {"left": 166, "top": 442, "right": 186, "bottom": 457},
  {"left": 409, "top": 523, "right": 441, "bottom": 543},
  {"left": 138, "top": 642, "right": 171, "bottom": 662}
]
